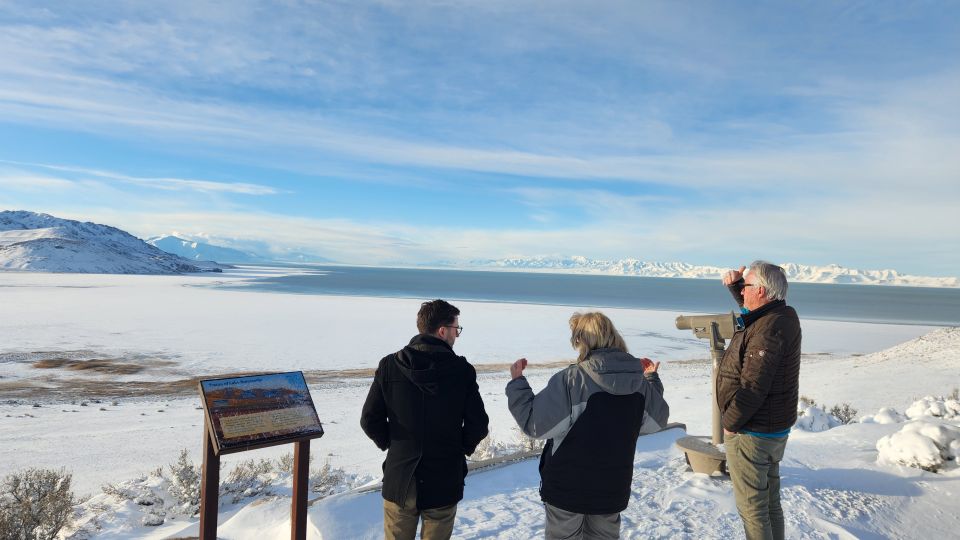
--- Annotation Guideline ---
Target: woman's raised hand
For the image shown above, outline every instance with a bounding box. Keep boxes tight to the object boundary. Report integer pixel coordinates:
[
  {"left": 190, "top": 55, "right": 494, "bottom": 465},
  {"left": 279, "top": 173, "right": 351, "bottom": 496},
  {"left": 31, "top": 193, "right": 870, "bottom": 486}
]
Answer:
[
  {"left": 510, "top": 358, "right": 528, "bottom": 380},
  {"left": 639, "top": 357, "right": 660, "bottom": 374}
]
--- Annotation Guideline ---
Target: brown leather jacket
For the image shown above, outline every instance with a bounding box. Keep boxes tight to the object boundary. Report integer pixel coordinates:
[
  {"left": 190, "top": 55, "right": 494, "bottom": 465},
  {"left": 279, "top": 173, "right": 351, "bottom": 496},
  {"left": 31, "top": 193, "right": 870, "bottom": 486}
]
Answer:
[{"left": 716, "top": 299, "right": 801, "bottom": 433}]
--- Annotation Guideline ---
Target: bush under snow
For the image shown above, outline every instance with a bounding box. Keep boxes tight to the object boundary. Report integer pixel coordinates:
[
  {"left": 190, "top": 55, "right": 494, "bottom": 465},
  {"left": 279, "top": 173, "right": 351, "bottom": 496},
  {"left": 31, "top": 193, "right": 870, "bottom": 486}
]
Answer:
[
  {"left": 470, "top": 428, "right": 546, "bottom": 461},
  {"left": 64, "top": 450, "right": 367, "bottom": 538},
  {"left": 877, "top": 420, "right": 960, "bottom": 472},
  {"left": 794, "top": 403, "right": 843, "bottom": 432},
  {"left": 859, "top": 407, "right": 906, "bottom": 424},
  {"left": 905, "top": 396, "right": 960, "bottom": 420}
]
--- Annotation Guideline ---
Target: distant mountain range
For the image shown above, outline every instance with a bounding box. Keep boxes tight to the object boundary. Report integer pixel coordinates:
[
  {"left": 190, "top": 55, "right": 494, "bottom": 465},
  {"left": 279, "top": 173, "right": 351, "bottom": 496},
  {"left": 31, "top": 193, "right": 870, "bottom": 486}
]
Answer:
[
  {"left": 0, "top": 211, "right": 223, "bottom": 274},
  {"left": 2, "top": 211, "right": 954, "bottom": 287},
  {"left": 468, "top": 256, "right": 959, "bottom": 288},
  {"left": 146, "top": 235, "right": 332, "bottom": 264},
  {"left": 146, "top": 235, "right": 265, "bottom": 263}
]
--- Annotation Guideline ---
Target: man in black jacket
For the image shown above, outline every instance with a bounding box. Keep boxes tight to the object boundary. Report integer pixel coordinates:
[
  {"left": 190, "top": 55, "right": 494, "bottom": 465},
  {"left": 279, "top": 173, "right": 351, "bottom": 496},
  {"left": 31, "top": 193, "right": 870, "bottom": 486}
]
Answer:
[{"left": 360, "top": 299, "right": 489, "bottom": 540}]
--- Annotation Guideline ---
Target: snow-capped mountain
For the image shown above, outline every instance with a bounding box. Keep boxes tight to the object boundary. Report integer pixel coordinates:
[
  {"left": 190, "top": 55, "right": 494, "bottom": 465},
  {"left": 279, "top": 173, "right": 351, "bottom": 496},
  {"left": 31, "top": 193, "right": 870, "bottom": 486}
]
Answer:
[
  {"left": 470, "top": 256, "right": 959, "bottom": 287},
  {"left": 0, "top": 211, "right": 222, "bottom": 274},
  {"left": 147, "top": 234, "right": 332, "bottom": 264},
  {"left": 147, "top": 235, "right": 264, "bottom": 263}
]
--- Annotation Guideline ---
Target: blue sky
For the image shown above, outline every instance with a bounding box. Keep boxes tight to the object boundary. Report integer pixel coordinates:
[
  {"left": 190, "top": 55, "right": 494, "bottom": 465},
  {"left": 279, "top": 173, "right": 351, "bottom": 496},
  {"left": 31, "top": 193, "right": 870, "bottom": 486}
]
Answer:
[{"left": 0, "top": 1, "right": 957, "bottom": 275}]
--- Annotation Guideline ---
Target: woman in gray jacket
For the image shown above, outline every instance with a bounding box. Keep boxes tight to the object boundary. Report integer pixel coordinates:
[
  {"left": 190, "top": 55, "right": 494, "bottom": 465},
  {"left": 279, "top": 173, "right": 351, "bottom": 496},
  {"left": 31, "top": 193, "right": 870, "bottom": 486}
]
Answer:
[{"left": 506, "top": 312, "right": 669, "bottom": 539}]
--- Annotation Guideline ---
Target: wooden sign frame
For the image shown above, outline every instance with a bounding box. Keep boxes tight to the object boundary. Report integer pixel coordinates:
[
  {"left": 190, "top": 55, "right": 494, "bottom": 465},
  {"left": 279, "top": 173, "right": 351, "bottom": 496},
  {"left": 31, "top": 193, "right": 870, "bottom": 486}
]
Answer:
[{"left": 197, "top": 371, "right": 324, "bottom": 540}]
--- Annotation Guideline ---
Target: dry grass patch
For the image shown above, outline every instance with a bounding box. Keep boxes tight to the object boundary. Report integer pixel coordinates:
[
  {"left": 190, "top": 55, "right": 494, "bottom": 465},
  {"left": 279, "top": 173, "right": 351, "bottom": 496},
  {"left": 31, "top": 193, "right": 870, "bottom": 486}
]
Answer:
[{"left": 32, "top": 358, "right": 146, "bottom": 375}]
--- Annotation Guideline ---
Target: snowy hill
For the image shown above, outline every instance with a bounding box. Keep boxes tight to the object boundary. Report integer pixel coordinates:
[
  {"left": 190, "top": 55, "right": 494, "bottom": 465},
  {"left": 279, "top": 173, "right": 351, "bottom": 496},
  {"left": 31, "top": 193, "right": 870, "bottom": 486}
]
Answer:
[
  {"left": 0, "top": 211, "right": 222, "bottom": 274},
  {"left": 147, "top": 235, "right": 263, "bottom": 263},
  {"left": 470, "top": 256, "right": 959, "bottom": 287}
]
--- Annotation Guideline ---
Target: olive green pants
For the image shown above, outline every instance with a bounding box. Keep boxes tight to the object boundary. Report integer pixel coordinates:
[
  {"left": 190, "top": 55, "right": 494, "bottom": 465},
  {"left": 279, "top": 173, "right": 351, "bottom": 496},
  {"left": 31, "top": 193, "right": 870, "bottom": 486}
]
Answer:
[
  {"left": 725, "top": 433, "right": 788, "bottom": 540},
  {"left": 383, "top": 481, "right": 457, "bottom": 540}
]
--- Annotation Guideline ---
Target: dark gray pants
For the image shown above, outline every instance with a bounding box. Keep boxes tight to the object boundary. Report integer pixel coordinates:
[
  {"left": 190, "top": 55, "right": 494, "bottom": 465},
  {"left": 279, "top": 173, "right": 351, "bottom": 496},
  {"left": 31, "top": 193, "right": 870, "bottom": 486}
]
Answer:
[
  {"left": 544, "top": 503, "right": 620, "bottom": 540},
  {"left": 725, "top": 433, "right": 788, "bottom": 540}
]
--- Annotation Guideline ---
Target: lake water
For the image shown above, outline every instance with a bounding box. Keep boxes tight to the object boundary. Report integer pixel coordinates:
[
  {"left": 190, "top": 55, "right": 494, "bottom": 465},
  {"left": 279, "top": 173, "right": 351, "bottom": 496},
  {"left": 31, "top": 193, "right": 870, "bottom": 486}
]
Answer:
[{"left": 219, "top": 265, "right": 960, "bottom": 326}]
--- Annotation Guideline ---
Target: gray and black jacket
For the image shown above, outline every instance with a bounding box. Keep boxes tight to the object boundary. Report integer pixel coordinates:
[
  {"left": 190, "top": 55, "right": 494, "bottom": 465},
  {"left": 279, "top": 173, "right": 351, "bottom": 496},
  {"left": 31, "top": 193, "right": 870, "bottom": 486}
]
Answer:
[{"left": 505, "top": 349, "right": 669, "bottom": 514}]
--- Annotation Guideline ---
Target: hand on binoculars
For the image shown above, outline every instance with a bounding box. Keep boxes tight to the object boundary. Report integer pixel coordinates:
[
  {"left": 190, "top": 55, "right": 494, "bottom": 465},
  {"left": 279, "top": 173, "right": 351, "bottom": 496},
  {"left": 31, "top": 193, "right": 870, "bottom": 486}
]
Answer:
[{"left": 510, "top": 358, "right": 528, "bottom": 379}]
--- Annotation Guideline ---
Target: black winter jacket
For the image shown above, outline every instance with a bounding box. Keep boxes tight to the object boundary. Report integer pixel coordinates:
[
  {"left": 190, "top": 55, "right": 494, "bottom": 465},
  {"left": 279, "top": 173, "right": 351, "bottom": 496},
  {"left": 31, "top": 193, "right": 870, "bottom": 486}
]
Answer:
[{"left": 360, "top": 335, "right": 489, "bottom": 509}]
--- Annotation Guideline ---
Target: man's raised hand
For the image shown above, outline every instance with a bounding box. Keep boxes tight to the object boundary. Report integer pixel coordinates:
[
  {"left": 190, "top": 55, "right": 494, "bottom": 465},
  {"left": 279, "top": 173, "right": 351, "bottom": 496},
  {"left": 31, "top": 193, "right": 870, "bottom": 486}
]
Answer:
[{"left": 722, "top": 265, "right": 747, "bottom": 286}]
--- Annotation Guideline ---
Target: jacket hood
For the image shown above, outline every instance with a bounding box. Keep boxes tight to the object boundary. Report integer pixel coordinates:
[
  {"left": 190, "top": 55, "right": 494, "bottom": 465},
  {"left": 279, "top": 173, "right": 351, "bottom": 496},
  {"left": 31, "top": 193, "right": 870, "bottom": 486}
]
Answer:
[
  {"left": 578, "top": 348, "right": 649, "bottom": 395},
  {"left": 394, "top": 334, "right": 461, "bottom": 394}
]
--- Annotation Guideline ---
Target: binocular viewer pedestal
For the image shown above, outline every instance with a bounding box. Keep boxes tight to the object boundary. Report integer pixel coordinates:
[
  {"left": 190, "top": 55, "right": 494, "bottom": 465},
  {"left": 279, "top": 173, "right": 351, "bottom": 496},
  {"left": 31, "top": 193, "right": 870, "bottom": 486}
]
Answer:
[
  {"left": 673, "top": 312, "right": 738, "bottom": 477},
  {"left": 675, "top": 435, "right": 727, "bottom": 475}
]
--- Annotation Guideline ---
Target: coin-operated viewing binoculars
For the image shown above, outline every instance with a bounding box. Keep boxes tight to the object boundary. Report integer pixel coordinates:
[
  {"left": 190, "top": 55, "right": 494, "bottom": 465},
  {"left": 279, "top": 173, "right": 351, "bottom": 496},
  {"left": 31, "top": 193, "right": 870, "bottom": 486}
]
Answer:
[{"left": 674, "top": 311, "right": 739, "bottom": 475}]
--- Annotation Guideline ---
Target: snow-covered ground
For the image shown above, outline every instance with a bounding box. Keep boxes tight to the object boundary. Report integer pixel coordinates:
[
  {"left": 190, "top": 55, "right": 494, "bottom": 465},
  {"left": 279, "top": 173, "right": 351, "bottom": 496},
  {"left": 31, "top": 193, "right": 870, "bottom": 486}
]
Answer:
[{"left": 2, "top": 267, "right": 958, "bottom": 539}]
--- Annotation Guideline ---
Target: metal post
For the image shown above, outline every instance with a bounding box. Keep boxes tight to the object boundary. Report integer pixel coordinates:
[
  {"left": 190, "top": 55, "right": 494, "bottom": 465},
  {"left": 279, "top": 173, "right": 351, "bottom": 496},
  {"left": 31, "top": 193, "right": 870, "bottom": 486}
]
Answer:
[
  {"left": 710, "top": 322, "right": 725, "bottom": 446},
  {"left": 711, "top": 347, "right": 724, "bottom": 446},
  {"left": 291, "top": 440, "right": 310, "bottom": 540},
  {"left": 199, "top": 420, "right": 220, "bottom": 540}
]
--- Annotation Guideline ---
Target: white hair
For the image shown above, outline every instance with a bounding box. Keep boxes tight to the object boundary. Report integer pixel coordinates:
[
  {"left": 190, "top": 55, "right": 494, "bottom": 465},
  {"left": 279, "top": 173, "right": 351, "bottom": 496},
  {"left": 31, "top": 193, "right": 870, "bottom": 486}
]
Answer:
[{"left": 749, "top": 260, "right": 788, "bottom": 301}]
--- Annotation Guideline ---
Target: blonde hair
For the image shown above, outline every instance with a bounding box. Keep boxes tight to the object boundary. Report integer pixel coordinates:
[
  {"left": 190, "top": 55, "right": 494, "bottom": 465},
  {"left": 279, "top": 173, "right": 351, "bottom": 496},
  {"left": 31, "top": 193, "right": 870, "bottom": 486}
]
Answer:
[{"left": 569, "top": 312, "right": 628, "bottom": 362}]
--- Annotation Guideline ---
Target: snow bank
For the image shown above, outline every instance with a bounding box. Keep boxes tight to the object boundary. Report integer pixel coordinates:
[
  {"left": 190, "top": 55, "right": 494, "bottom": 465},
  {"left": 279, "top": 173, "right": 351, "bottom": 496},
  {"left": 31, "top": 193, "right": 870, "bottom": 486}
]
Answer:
[
  {"left": 859, "top": 407, "right": 905, "bottom": 424},
  {"left": 67, "top": 453, "right": 368, "bottom": 538},
  {"left": 876, "top": 420, "right": 960, "bottom": 472},
  {"left": 794, "top": 403, "right": 842, "bottom": 432},
  {"left": 905, "top": 395, "right": 960, "bottom": 420}
]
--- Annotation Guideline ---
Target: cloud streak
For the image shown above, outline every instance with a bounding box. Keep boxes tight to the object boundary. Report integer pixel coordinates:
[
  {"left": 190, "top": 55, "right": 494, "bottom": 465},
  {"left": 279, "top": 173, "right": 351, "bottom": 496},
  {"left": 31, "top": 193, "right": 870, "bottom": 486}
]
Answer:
[{"left": 0, "top": 161, "right": 278, "bottom": 195}]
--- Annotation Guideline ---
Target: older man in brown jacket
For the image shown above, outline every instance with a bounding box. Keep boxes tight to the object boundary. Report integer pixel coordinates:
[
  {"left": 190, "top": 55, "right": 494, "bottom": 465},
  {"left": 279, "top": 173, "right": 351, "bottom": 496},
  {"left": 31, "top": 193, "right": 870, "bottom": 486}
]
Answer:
[{"left": 717, "top": 261, "right": 801, "bottom": 540}]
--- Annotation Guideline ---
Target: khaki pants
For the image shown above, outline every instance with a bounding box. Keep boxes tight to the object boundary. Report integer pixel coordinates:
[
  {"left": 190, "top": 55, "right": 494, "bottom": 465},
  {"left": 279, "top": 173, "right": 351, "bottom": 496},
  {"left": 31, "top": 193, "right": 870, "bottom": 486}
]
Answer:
[
  {"left": 544, "top": 503, "right": 620, "bottom": 540},
  {"left": 383, "top": 481, "right": 457, "bottom": 540},
  {"left": 725, "top": 433, "right": 788, "bottom": 540}
]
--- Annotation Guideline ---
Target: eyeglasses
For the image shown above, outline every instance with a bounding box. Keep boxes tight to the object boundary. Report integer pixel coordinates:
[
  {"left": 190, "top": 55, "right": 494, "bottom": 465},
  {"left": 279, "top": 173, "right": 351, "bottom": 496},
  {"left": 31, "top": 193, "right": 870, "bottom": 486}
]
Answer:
[{"left": 444, "top": 325, "right": 463, "bottom": 336}]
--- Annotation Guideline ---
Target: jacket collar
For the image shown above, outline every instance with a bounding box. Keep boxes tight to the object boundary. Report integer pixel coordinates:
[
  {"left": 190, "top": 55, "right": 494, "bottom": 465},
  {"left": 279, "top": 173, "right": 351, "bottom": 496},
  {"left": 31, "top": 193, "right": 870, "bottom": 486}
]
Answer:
[
  {"left": 742, "top": 299, "right": 786, "bottom": 328},
  {"left": 407, "top": 333, "right": 455, "bottom": 353}
]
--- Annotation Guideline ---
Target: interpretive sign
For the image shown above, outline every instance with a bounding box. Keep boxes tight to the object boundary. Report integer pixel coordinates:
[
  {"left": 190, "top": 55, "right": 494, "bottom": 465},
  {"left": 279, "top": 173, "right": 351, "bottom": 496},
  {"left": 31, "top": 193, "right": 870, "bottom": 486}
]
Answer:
[
  {"left": 199, "top": 371, "right": 324, "bottom": 455},
  {"left": 197, "top": 371, "right": 323, "bottom": 539}
]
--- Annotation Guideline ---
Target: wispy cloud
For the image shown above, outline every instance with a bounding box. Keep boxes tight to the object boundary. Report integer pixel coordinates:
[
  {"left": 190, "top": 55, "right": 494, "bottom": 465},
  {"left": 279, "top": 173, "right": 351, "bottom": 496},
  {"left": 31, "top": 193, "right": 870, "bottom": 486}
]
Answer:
[
  {"left": 0, "top": 172, "right": 76, "bottom": 191},
  {"left": 0, "top": 160, "right": 278, "bottom": 195}
]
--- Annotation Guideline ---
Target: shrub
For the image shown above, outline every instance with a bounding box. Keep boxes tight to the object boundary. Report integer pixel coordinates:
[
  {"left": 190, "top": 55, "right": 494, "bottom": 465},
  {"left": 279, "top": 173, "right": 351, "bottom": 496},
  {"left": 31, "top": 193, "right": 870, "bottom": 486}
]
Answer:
[
  {"left": 274, "top": 452, "right": 313, "bottom": 474},
  {"left": 0, "top": 468, "right": 76, "bottom": 540},
  {"left": 471, "top": 433, "right": 510, "bottom": 461},
  {"left": 221, "top": 459, "right": 275, "bottom": 503},
  {"left": 166, "top": 449, "right": 201, "bottom": 515},
  {"left": 100, "top": 482, "right": 133, "bottom": 501},
  {"left": 276, "top": 453, "right": 296, "bottom": 473},
  {"left": 513, "top": 427, "right": 545, "bottom": 453},
  {"left": 799, "top": 395, "right": 817, "bottom": 408},
  {"left": 829, "top": 403, "right": 859, "bottom": 424},
  {"left": 310, "top": 461, "right": 356, "bottom": 499}
]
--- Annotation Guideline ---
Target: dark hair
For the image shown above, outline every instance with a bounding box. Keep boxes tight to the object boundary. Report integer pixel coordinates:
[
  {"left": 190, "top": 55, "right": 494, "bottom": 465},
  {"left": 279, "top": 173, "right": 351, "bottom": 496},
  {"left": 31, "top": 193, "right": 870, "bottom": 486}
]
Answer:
[{"left": 417, "top": 299, "right": 460, "bottom": 335}]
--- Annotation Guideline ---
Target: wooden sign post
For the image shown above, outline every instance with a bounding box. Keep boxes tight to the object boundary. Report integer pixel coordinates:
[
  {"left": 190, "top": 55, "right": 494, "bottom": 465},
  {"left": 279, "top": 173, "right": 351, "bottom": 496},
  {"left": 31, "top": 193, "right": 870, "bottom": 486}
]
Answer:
[{"left": 197, "top": 371, "right": 325, "bottom": 540}]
